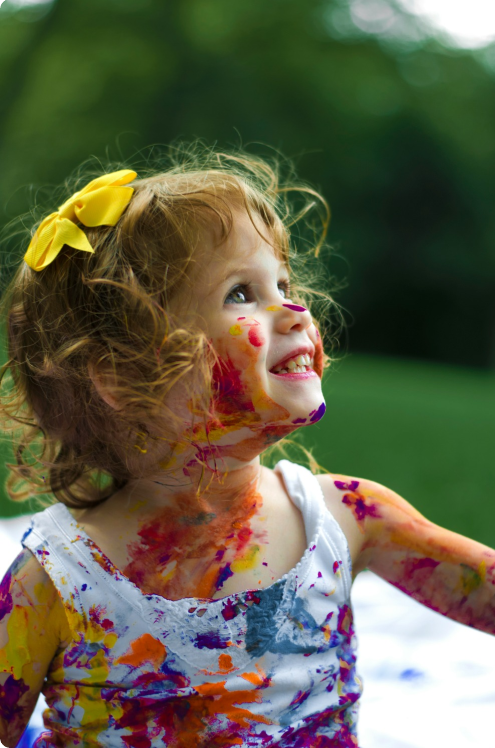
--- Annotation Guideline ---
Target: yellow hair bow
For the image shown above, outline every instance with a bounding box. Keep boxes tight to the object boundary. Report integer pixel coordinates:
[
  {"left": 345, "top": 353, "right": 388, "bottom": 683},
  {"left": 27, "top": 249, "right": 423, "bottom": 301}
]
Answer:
[{"left": 24, "top": 169, "right": 137, "bottom": 272}]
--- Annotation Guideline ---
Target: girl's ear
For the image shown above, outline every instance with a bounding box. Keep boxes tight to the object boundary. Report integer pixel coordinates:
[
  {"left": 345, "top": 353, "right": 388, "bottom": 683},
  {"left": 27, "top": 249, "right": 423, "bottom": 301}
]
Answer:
[{"left": 88, "top": 362, "right": 123, "bottom": 411}]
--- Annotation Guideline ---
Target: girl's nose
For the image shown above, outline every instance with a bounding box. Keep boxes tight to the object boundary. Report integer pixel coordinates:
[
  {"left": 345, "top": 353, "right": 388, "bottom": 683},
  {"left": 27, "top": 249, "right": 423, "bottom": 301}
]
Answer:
[{"left": 272, "top": 302, "right": 313, "bottom": 333}]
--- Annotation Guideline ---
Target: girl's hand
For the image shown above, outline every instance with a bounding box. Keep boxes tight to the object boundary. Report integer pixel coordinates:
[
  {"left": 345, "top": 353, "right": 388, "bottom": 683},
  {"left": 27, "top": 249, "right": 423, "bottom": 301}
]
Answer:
[
  {"left": 317, "top": 474, "right": 495, "bottom": 635},
  {"left": 0, "top": 549, "right": 71, "bottom": 747}
]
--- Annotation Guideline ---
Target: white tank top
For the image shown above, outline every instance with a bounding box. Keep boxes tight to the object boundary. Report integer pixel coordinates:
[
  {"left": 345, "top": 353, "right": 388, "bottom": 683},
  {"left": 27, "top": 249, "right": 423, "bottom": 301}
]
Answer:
[{"left": 22, "top": 459, "right": 363, "bottom": 747}]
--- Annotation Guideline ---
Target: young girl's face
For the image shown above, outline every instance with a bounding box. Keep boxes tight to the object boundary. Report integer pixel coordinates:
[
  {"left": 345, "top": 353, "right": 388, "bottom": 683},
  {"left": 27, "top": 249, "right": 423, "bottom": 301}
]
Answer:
[{"left": 178, "top": 210, "right": 325, "bottom": 441}]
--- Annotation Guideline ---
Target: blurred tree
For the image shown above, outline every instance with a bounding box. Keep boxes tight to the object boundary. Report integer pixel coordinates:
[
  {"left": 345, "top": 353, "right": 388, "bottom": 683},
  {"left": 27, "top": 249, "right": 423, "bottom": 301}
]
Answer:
[{"left": 0, "top": 0, "right": 495, "bottom": 367}]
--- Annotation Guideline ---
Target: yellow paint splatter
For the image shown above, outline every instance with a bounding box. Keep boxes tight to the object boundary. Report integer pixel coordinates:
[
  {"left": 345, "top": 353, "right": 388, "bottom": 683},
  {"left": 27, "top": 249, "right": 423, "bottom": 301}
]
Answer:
[
  {"left": 266, "top": 305, "right": 282, "bottom": 312},
  {"left": 231, "top": 544, "right": 260, "bottom": 573},
  {"left": 459, "top": 563, "right": 485, "bottom": 595},
  {"left": 34, "top": 581, "right": 50, "bottom": 605},
  {"left": 229, "top": 324, "right": 243, "bottom": 336}
]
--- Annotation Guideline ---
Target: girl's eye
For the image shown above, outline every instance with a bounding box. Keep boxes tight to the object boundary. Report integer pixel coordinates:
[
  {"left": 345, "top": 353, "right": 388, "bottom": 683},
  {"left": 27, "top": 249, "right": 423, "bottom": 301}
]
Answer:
[
  {"left": 278, "top": 280, "right": 291, "bottom": 299},
  {"left": 225, "top": 284, "right": 252, "bottom": 304}
]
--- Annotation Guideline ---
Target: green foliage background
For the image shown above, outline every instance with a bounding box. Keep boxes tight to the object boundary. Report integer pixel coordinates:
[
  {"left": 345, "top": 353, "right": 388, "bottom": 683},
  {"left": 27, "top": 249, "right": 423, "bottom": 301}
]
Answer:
[{"left": 0, "top": 0, "right": 494, "bottom": 544}]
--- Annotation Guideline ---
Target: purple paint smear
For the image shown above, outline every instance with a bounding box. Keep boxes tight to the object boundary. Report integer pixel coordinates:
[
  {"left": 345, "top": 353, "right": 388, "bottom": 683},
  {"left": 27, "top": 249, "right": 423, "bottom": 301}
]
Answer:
[
  {"left": 216, "top": 563, "right": 234, "bottom": 590},
  {"left": 343, "top": 495, "right": 381, "bottom": 522},
  {"left": 0, "top": 571, "right": 13, "bottom": 622},
  {"left": 282, "top": 303, "right": 307, "bottom": 313},
  {"left": 334, "top": 480, "right": 360, "bottom": 492},
  {"left": 309, "top": 402, "right": 326, "bottom": 423},
  {"left": 0, "top": 674, "right": 29, "bottom": 721},
  {"left": 194, "top": 632, "right": 231, "bottom": 649}
]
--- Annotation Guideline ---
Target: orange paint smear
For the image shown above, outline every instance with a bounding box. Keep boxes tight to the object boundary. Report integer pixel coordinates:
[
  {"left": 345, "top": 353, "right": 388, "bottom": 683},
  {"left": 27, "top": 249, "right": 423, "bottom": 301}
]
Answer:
[{"left": 115, "top": 633, "right": 167, "bottom": 672}]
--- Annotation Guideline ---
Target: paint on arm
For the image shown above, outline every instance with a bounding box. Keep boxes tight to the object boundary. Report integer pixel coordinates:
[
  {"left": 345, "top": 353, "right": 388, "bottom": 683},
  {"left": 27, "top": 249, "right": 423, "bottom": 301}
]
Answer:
[
  {"left": 334, "top": 476, "right": 495, "bottom": 635},
  {"left": 0, "top": 548, "right": 70, "bottom": 747}
]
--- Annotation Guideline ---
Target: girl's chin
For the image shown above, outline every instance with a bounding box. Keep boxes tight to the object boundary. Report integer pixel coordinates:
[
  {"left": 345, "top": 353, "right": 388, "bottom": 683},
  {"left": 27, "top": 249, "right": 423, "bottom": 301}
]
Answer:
[{"left": 260, "top": 403, "right": 327, "bottom": 431}]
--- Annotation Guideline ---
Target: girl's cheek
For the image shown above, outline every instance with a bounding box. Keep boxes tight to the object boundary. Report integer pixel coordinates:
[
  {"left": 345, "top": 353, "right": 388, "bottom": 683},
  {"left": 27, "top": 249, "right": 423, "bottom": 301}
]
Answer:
[{"left": 219, "top": 317, "right": 266, "bottom": 363}]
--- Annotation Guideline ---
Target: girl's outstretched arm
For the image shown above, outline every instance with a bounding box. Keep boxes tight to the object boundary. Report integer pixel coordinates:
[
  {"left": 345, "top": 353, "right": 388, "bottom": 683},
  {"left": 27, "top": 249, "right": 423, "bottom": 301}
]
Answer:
[
  {"left": 0, "top": 548, "right": 71, "bottom": 747},
  {"left": 317, "top": 474, "right": 495, "bottom": 635}
]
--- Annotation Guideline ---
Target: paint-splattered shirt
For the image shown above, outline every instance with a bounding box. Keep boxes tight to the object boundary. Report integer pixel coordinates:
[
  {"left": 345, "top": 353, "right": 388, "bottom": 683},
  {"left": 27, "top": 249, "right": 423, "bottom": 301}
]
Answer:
[{"left": 22, "top": 460, "right": 362, "bottom": 747}]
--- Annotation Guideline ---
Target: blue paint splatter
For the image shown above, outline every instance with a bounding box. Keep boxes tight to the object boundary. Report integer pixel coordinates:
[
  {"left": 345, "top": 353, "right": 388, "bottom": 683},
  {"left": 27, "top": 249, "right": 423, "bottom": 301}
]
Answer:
[
  {"left": 400, "top": 668, "right": 424, "bottom": 681},
  {"left": 216, "top": 563, "right": 234, "bottom": 590}
]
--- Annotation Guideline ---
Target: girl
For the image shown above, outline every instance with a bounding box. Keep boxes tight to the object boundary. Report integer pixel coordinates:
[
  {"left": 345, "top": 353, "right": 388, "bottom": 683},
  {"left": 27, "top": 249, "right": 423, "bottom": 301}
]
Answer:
[{"left": 0, "top": 144, "right": 494, "bottom": 748}]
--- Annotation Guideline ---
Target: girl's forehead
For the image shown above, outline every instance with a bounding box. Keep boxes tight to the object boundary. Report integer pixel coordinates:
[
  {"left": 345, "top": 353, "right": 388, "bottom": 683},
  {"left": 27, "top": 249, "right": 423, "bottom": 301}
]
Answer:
[{"left": 204, "top": 211, "right": 286, "bottom": 267}]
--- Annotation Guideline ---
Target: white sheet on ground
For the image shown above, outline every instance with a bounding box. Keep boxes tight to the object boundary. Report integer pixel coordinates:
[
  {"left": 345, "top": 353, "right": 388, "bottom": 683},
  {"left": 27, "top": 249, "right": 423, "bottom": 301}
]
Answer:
[{"left": 1, "top": 514, "right": 494, "bottom": 748}]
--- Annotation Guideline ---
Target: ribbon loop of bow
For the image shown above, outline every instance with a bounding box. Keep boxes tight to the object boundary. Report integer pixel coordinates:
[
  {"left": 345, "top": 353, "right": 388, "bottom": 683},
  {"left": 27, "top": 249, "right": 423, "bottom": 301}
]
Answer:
[{"left": 24, "top": 169, "right": 137, "bottom": 272}]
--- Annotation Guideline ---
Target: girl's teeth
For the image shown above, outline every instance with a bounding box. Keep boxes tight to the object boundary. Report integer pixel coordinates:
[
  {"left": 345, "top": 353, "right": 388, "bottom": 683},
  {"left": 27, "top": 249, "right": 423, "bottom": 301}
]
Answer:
[{"left": 272, "top": 354, "right": 315, "bottom": 373}]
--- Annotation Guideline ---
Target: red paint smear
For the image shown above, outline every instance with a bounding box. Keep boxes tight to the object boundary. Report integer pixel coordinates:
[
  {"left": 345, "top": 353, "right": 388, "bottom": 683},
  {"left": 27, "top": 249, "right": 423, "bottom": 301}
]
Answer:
[
  {"left": 122, "top": 482, "right": 268, "bottom": 600},
  {"left": 113, "top": 676, "right": 273, "bottom": 747},
  {"left": 248, "top": 327, "right": 264, "bottom": 347},
  {"left": 211, "top": 357, "right": 255, "bottom": 416},
  {"left": 402, "top": 557, "right": 441, "bottom": 583}
]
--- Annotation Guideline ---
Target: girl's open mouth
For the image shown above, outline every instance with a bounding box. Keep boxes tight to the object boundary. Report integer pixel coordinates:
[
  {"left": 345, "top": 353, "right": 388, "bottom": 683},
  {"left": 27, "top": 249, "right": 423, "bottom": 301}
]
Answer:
[{"left": 270, "top": 353, "right": 316, "bottom": 376}]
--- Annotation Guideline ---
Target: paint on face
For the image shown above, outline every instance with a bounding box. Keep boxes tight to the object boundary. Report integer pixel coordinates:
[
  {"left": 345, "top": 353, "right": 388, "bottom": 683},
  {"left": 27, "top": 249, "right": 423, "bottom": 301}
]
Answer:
[
  {"left": 248, "top": 327, "right": 264, "bottom": 347},
  {"left": 282, "top": 303, "right": 307, "bottom": 313},
  {"left": 266, "top": 305, "right": 282, "bottom": 312},
  {"left": 309, "top": 402, "right": 326, "bottom": 423}
]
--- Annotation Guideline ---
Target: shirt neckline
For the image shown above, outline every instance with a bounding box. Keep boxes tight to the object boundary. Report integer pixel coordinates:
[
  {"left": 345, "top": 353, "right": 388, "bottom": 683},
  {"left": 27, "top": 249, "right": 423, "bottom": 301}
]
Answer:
[{"left": 48, "top": 460, "right": 325, "bottom": 608}]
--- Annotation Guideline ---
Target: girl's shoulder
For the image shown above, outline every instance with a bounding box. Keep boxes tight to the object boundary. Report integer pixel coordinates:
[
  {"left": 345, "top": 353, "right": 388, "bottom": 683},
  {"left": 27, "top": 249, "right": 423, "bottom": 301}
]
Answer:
[
  {"left": 0, "top": 548, "right": 71, "bottom": 746},
  {"left": 2, "top": 547, "right": 71, "bottom": 637},
  {"left": 314, "top": 471, "right": 380, "bottom": 577}
]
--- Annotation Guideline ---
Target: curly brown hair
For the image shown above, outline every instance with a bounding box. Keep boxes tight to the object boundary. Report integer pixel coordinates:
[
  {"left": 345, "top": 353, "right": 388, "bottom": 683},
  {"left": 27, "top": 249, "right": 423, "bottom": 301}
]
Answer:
[{"left": 0, "top": 141, "right": 342, "bottom": 511}]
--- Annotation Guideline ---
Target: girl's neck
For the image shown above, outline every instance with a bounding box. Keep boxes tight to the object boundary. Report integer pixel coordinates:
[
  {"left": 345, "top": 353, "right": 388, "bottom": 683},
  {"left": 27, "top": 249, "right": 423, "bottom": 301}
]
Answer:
[{"left": 124, "top": 455, "right": 264, "bottom": 516}]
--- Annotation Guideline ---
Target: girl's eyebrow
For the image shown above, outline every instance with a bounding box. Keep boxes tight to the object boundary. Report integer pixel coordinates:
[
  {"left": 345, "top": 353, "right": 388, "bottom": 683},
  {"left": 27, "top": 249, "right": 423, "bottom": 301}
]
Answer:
[{"left": 219, "top": 261, "right": 289, "bottom": 286}]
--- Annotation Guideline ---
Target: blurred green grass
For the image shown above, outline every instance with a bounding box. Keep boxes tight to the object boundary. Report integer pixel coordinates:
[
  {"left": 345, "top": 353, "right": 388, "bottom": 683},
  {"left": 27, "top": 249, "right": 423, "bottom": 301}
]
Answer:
[{"left": 1, "top": 354, "right": 494, "bottom": 549}]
